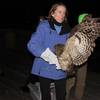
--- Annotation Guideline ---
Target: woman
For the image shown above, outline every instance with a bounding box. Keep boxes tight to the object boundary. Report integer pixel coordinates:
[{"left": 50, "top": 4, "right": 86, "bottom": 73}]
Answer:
[{"left": 27, "top": 2, "right": 70, "bottom": 100}]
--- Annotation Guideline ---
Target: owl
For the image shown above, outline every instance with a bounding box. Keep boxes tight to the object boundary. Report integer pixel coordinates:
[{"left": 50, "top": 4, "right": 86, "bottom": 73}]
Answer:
[{"left": 55, "top": 17, "right": 100, "bottom": 71}]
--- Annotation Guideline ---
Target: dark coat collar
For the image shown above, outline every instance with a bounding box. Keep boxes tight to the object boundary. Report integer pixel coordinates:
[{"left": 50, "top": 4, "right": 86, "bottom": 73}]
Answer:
[{"left": 48, "top": 17, "right": 71, "bottom": 35}]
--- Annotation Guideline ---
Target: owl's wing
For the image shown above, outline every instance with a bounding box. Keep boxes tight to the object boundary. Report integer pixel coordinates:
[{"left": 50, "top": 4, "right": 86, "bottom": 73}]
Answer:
[{"left": 58, "top": 18, "right": 100, "bottom": 71}]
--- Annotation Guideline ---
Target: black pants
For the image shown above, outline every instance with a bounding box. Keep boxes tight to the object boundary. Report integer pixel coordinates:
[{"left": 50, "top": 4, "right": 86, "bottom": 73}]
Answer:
[{"left": 39, "top": 76, "right": 66, "bottom": 100}]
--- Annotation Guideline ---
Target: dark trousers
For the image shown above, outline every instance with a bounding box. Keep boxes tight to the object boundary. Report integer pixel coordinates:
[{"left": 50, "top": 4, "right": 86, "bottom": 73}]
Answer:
[{"left": 39, "top": 76, "right": 66, "bottom": 100}]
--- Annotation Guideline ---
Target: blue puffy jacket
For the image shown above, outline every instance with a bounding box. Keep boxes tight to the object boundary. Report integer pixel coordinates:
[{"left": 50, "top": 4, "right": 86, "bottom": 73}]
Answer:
[{"left": 27, "top": 20, "right": 69, "bottom": 80}]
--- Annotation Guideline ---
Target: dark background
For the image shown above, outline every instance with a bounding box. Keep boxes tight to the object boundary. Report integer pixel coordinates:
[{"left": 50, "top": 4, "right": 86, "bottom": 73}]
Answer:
[{"left": 0, "top": 0, "right": 99, "bottom": 76}]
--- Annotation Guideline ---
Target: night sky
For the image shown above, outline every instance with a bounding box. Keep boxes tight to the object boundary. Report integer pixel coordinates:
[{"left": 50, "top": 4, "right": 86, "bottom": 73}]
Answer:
[{"left": 0, "top": 0, "right": 99, "bottom": 29}]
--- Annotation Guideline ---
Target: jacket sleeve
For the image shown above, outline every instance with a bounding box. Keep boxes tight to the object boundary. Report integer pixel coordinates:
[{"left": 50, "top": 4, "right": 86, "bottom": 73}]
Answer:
[{"left": 27, "top": 22, "right": 47, "bottom": 57}]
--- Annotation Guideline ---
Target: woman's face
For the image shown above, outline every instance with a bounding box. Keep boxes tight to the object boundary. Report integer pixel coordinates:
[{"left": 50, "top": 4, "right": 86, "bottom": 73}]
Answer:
[{"left": 52, "top": 5, "right": 66, "bottom": 23}]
